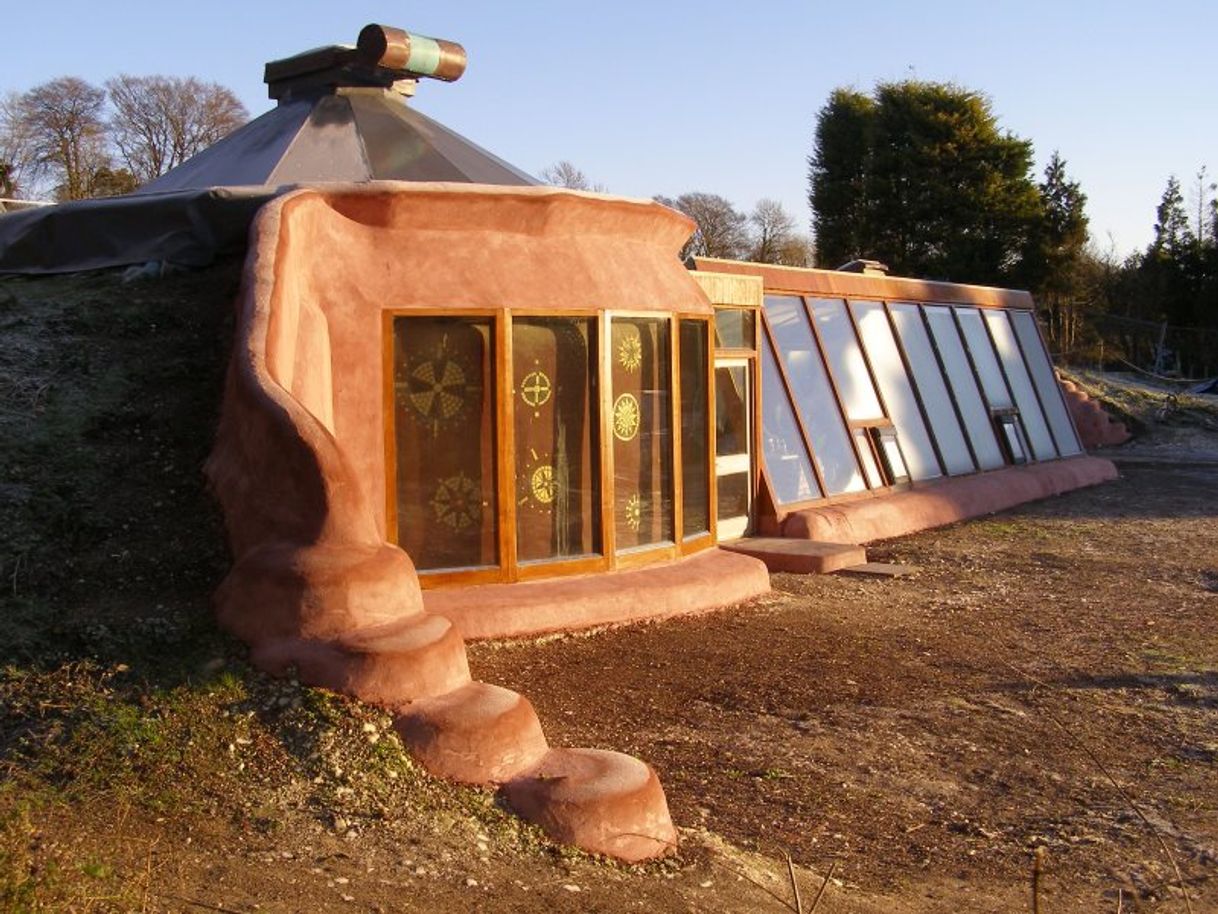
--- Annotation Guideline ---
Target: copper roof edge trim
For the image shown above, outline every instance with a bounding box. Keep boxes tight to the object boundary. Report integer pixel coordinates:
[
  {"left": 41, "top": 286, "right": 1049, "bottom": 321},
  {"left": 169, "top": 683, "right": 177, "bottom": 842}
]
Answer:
[{"left": 692, "top": 256, "right": 1036, "bottom": 310}]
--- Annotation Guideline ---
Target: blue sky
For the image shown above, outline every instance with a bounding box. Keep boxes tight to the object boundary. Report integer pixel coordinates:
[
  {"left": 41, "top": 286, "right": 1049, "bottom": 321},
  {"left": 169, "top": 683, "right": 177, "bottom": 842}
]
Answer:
[{"left": 4, "top": 1, "right": 1216, "bottom": 256}]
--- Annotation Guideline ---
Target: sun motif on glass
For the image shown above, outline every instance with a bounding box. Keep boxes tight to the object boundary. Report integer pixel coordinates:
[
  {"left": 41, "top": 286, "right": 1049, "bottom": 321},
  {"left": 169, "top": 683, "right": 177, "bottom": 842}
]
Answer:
[
  {"left": 530, "top": 464, "right": 557, "bottom": 504},
  {"left": 617, "top": 332, "right": 643, "bottom": 373},
  {"left": 520, "top": 369, "right": 552, "bottom": 413},
  {"left": 625, "top": 492, "right": 643, "bottom": 532},
  {"left": 430, "top": 472, "right": 481, "bottom": 532},
  {"left": 612, "top": 393, "right": 640, "bottom": 441}
]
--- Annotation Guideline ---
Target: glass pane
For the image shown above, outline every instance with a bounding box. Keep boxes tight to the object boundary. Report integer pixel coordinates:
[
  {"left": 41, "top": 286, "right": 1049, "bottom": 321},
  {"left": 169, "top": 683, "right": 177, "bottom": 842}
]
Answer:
[
  {"left": 955, "top": 308, "right": 1014, "bottom": 409},
  {"left": 888, "top": 304, "right": 975, "bottom": 475},
  {"left": 808, "top": 297, "right": 884, "bottom": 420},
  {"left": 1011, "top": 310, "right": 1083, "bottom": 456},
  {"left": 512, "top": 317, "right": 600, "bottom": 563},
  {"left": 612, "top": 317, "right": 673, "bottom": 550},
  {"left": 853, "top": 428, "right": 884, "bottom": 488},
  {"left": 850, "top": 301, "right": 941, "bottom": 481},
  {"left": 717, "top": 470, "right": 751, "bottom": 521},
  {"left": 680, "top": 320, "right": 711, "bottom": 538},
  {"left": 393, "top": 316, "right": 497, "bottom": 571},
  {"left": 983, "top": 310, "right": 1057, "bottom": 461},
  {"left": 714, "top": 308, "right": 755, "bottom": 350},
  {"left": 716, "top": 364, "right": 750, "bottom": 458},
  {"left": 924, "top": 306, "right": 1006, "bottom": 470},
  {"left": 764, "top": 296, "right": 865, "bottom": 495},
  {"left": 879, "top": 434, "right": 909, "bottom": 482},
  {"left": 760, "top": 337, "right": 822, "bottom": 504}
]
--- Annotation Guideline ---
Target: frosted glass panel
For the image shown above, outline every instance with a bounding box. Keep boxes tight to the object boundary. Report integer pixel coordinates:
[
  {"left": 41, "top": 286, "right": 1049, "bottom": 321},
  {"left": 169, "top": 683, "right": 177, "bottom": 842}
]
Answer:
[
  {"left": 1011, "top": 310, "right": 1083, "bottom": 456},
  {"left": 759, "top": 336, "right": 821, "bottom": 504},
  {"left": 983, "top": 310, "right": 1057, "bottom": 461},
  {"left": 889, "top": 304, "right": 975, "bottom": 475},
  {"left": 851, "top": 301, "right": 941, "bottom": 481},
  {"left": 765, "top": 296, "right": 866, "bottom": 495},
  {"left": 925, "top": 306, "right": 1005, "bottom": 470},
  {"left": 955, "top": 308, "right": 1013, "bottom": 409},
  {"left": 809, "top": 298, "right": 884, "bottom": 420}
]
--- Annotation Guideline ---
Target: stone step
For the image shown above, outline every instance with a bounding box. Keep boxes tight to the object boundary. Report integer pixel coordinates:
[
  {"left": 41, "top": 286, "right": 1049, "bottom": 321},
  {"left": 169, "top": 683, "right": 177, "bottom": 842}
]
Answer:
[
  {"left": 720, "top": 536, "right": 867, "bottom": 574},
  {"left": 251, "top": 612, "right": 471, "bottom": 706},
  {"left": 502, "top": 747, "right": 677, "bottom": 863},
  {"left": 837, "top": 561, "right": 918, "bottom": 579},
  {"left": 395, "top": 681, "right": 548, "bottom": 784}
]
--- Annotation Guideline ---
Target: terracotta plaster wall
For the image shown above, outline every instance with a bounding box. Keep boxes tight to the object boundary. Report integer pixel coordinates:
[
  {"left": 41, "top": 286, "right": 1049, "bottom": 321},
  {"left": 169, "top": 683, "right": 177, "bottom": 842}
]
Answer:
[{"left": 269, "top": 184, "right": 710, "bottom": 539}]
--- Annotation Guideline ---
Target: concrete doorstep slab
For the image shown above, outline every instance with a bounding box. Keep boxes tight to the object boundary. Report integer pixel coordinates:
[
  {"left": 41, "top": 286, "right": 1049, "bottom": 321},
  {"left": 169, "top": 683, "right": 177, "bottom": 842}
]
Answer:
[{"left": 720, "top": 537, "right": 867, "bottom": 574}]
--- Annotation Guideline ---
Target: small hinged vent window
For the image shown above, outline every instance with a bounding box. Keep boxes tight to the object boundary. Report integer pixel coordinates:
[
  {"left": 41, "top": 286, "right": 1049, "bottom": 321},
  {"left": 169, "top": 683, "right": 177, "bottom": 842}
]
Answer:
[
  {"left": 992, "top": 408, "right": 1028, "bottom": 465},
  {"left": 866, "top": 425, "right": 911, "bottom": 486}
]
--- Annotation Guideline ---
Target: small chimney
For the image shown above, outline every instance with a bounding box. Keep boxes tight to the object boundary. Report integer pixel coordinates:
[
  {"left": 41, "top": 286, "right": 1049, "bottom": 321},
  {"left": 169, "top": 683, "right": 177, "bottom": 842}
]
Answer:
[
  {"left": 836, "top": 259, "right": 889, "bottom": 276},
  {"left": 264, "top": 23, "right": 467, "bottom": 103}
]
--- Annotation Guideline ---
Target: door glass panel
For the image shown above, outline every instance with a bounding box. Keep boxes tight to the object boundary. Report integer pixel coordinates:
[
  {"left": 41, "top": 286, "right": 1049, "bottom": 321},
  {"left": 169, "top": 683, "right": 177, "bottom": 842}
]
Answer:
[
  {"left": 512, "top": 317, "right": 600, "bottom": 563},
  {"left": 764, "top": 296, "right": 865, "bottom": 495},
  {"left": 955, "top": 308, "right": 1014, "bottom": 409},
  {"left": 983, "top": 309, "right": 1057, "bottom": 461},
  {"left": 850, "top": 301, "right": 941, "bottom": 480},
  {"left": 611, "top": 317, "right": 673, "bottom": 550},
  {"left": 888, "top": 303, "right": 975, "bottom": 475},
  {"left": 393, "top": 316, "right": 497, "bottom": 571},
  {"left": 714, "top": 308, "right": 755, "bottom": 350},
  {"left": 924, "top": 306, "right": 1005, "bottom": 470},
  {"left": 1011, "top": 310, "right": 1083, "bottom": 455},
  {"left": 759, "top": 336, "right": 822, "bottom": 504},
  {"left": 680, "top": 320, "right": 711, "bottom": 538},
  {"left": 809, "top": 297, "right": 884, "bottom": 420},
  {"left": 716, "top": 363, "right": 750, "bottom": 458},
  {"left": 717, "top": 471, "right": 751, "bottom": 523}
]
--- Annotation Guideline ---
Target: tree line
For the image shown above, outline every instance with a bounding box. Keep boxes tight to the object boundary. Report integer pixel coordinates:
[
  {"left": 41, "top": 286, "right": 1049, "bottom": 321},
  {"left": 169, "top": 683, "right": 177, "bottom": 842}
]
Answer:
[
  {"left": 809, "top": 80, "right": 1217, "bottom": 377},
  {"left": 1, "top": 75, "right": 248, "bottom": 201}
]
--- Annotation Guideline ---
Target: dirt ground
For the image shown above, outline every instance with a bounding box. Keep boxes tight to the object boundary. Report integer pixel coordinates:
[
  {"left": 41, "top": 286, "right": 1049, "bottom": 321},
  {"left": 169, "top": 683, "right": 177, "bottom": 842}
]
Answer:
[{"left": 3, "top": 266, "right": 1216, "bottom": 912}]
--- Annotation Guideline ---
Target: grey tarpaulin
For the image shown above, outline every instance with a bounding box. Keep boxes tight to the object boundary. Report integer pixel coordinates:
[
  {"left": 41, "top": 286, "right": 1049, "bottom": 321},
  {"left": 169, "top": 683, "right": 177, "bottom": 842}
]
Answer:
[{"left": 0, "top": 86, "right": 536, "bottom": 275}]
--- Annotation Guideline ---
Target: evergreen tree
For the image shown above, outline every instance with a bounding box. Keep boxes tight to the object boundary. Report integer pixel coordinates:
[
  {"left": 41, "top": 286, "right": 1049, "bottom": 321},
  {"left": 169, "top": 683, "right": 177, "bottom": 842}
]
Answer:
[
  {"left": 1022, "top": 152, "right": 1090, "bottom": 349},
  {"left": 1150, "top": 175, "right": 1191, "bottom": 259},
  {"left": 808, "top": 80, "right": 1040, "bottom": 285}
]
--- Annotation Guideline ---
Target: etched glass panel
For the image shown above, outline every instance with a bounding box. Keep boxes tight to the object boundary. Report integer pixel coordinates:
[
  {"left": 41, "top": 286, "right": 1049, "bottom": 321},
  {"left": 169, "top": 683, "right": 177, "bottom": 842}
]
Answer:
[
  {"left": 1011, "top": 310, "right": 1083, "bottom": 455},
  {"left": 850, "top": 300, "right": 941, "bottom": 480},
  {"left": 765, "top": 296, "right": 865, "bottom": 495},
  {"left": 924, "top": 306, "right": 1006, "bottom": 470},
  {"left": 512, "top": 317, "right": 600, "bottom": 563},
  {"left": 983, "top": 309, "right": 1057, "bottom": 461},
  {"left": 888, "top": 303, "right": 975, "bottom": 475},
  {"left": 680, "top": 320, "right": 711, "bottom": 538},
  {"left": 393, "top": 316, "right": 497, "bottom": 571},
  {"left": 611, "top": 317, "right": 673, "bottom": 550}
]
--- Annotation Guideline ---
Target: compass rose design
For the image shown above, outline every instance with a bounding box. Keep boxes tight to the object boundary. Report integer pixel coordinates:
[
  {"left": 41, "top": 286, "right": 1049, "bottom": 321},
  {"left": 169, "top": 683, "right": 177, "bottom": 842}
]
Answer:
[
  {"left": 530, "top": 464, "right": 557, "bottom": 504},
  {"left": 624, "top": 492, "right": 643, "bottom": 532},
  {"left": 520, "top": 368, "right": 552, "bottom": 416},
  {"left": 430, "top": 473, "right": 481, "bottom": 532},
  {"left": 397, "top": 333, "right": 477, "bottom": 437}
]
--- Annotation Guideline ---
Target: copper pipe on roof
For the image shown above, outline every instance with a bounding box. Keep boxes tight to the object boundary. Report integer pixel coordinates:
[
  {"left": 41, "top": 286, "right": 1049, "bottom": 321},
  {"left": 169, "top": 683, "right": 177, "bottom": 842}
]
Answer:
[{"left": 356, "top": 24, "right": 467, "bottom": 82}]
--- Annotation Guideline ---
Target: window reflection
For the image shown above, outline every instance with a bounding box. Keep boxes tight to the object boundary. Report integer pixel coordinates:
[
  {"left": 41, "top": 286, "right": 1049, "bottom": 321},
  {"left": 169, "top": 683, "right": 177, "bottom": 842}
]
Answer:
[{"left": 680, "top": 320, "right": 710, "bottom": 538}]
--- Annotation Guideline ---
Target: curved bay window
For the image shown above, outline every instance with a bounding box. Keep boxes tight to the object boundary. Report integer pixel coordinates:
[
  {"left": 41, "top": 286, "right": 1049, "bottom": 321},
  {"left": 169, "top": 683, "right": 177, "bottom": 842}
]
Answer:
[{"left": 386, "top": 311, "right": 713, "bottom": 586}]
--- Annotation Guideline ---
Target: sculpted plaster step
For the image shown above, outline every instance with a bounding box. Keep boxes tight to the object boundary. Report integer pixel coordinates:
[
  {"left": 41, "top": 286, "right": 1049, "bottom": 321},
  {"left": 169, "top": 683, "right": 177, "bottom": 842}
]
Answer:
[
  {"left": 250, "top": 612, "right": 471, "bottom": 706},
  {"left": 720, "top": 537, "right": 866, "bottom": 574},
  {"left": 395, "top": 681, "right": 548, "bottom": 784},
  {"left": 501, "top": 747, "right": 677, "bottom": 863}
]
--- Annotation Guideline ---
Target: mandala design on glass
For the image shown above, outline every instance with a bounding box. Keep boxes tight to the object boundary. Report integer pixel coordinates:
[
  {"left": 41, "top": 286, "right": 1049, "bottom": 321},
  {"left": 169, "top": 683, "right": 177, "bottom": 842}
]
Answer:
[
  {"left": 399, "top": 334, "right": 476, "bottom": 436},
  {"left": 520, "top": 369, "right": 552, "bottom": 413},
  {"left": 617, "top": 331, "right": 642, "bottom": 373},
  {"left": 624, "top": 492, "right": 643, "bottom": 532},
  {"left": 431, "top": 473, "right": 481, "bottom": 532},
  {"left": 530, "top": 464, "right": 557, "bottom": 504},
  {"left": 612, "top": 393, "right": 640, "bottom": 442}
]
